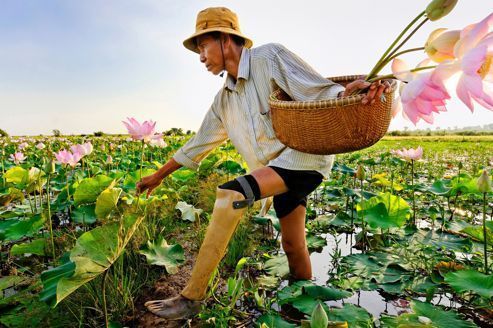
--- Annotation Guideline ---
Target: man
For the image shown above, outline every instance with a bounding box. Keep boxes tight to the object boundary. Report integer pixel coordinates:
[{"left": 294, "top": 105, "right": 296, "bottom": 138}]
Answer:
[{"left": 138, "top": 6, "right": 388, "bottom": 319}]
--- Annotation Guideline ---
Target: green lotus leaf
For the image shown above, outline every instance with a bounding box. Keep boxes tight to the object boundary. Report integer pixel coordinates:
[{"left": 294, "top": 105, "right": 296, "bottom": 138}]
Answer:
[
  {"left": 264, "top": 254, "right": 289, "bottom": 278},
  {"left": 327, "top": 303, "right": 373, "bottom": 328},
  {"left": 303, "top": 285, "right": 352, "bottom": 301},
  {"left": 0, "top": 214, "right": 46, "bottom": 241},
  {"left": 40, "top": 214, "right": 144, "bottom": 306},
  {"left": 277, "top": 280, "right": 312, "bottom": 305},
  {"left": 357, "top": 192, "right": 410, "bottom": 229},
  {"left": 381, "top": 300, "right": 477, "bottom": 327},
  {"left": 4, "top": 166, "right": 29, "bottom": 189},
  {"left": 95, "top": 187, "right": 122, "bottom": 219},
  {"left": 139, "top": 238, "right": 185, "bottom": 274},
  {"left": 26, "top": 167, "right": 46, "bottom": 194},
  {"left": 73, "top": 175, "right": 114, "bottom": 206},
  {"left": 0, "top": 187, "right": 24, "bottom": 206},
  {"left": 307, "top": 233, "right": 327, "bottom": 251},
  {"left": 10, "top": 238, "right": 46, "bottom": 256},
  {"left": 253, "top": 208, "right": 280, "bottom": 232},
  {"left": 122, "top": 168, "right": 156, "bottom": 190},
  {"left": 39, "top": 259, "right": 76, "bottom": 306},
  {"left": 428, "top": 179, "right": 451, "bottom": 195},
  {"left": 0, "top": 276, "right": 26, "bottom": 292},
  {"left": 413, "top": 230, "right": 472, "bottom": 252},
  {"left": 72, "top": 204, "right": 97, "bottom": 224},
  {"left": 292, "top": 296, "right": 329, "bottom": 315},
  {"left": 175, "top": 201, "right": 203, "bottom": 222},
  {"left": 444, "top": 270, "right": 493, "bottom": 298},
  {"left": 255, "top": 313, "right": 296, "bottom": 328},
  {"left": 216, "top": 160, "right": 246, "bottom": 175},
  {"left": 332, "top": 163, "right": 356, "bottom": 175},
  {"left": 170, "top": 168, "right": 196, "bottom": 183},
  {"left": 460, "top": 225, "right": 493, "bottom": 245}
]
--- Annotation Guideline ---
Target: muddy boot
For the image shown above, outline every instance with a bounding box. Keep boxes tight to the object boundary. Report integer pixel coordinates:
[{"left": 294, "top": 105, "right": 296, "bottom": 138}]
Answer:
[{"left": 145, "top": 294, "right": 201, "bottom": 320}]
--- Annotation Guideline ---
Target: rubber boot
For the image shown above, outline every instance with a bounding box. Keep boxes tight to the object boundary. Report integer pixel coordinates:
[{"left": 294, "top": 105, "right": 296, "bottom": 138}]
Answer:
[{"left": 181, "top": 188, "right": 247, "bottom": 300}]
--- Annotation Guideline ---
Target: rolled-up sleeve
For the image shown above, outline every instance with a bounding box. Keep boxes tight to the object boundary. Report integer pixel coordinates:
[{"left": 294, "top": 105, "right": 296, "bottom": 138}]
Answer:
[
  {"left": 173, "top": 105, "right": 228, "bottom": 170},
  {"left": 271, "top": 44, "right": 345, "bottom": 101}
]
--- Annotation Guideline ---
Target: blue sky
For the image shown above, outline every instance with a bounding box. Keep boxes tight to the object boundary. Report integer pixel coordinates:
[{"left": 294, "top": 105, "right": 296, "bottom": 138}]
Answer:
[{"left": 1, "top": 0, "right": 492, "bottom": 136}]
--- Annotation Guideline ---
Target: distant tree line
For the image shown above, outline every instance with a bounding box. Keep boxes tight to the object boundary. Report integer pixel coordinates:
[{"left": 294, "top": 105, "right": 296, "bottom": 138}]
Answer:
[{"left": 388, "top": 123, "right": 493, "bottom": 136}]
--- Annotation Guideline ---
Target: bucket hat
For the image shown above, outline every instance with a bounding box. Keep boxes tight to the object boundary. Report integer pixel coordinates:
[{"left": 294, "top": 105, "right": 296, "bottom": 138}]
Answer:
[{"left": 183, "top": 7, "right": 253, "bottom": 53}]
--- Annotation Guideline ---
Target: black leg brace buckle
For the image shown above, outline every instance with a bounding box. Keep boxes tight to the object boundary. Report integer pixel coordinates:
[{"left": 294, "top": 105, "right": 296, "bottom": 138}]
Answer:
[{"left": 232, "top": 176, "right": 255, "bottom": 209}]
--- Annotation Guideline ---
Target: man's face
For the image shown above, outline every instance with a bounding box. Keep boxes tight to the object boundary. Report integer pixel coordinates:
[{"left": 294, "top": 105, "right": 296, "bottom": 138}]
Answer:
[{"left": 196, "top": 34, "right": 224, "bottom": 75}]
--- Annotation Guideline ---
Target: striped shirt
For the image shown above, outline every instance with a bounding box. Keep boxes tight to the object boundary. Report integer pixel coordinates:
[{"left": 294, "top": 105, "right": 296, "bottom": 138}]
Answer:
[{"left": 173, "top": 43, "right": 345, "bottom": 178}]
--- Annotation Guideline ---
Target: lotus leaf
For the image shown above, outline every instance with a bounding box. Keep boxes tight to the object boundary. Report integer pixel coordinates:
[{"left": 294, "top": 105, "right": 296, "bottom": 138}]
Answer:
[
  {"left": 357, "top": 192, "right": 410, "bottom": 229},
  {"left": 139, "top": 238, "right": 185, "bottom": 274},
  {"left": 40, "top": 214, "right": 144, "bottom": 306},
  {"left": 4, "top": 166, "right": 29, "bottom": 189},
  {"left": 444, "top": 270, "right": 493, "bottom": 298},
  {"left": 72, "top": 204, "right": 97, "bottom": 224},
  {"left": 0, "top": 214, "right": 45, "bottom": 241},
  {"left": 10, "top": 238, "right": 46, "bottom": 256},
  {"left": 255, "top": 314, "right": 296, "bottom": 328},
  {"left": 380, "top": 300, "right": 476, "bottom": 328},
  {"left": 175, "top": 201, "right": 203, "bottom": 222},
  {"left": 264, "top": 254, "right": 289, "bottom": 278},
  {"left": 95, "top": 187, "right": 122, "bottom": 219},
  {"left": 73, "top": 175, "right": 113, "bottom": 206}
]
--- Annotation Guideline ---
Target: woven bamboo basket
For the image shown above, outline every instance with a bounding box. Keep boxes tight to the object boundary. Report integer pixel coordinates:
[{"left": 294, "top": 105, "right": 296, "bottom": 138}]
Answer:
[{"left": 268, "top": 75, "right": 398, "bottom": 155}]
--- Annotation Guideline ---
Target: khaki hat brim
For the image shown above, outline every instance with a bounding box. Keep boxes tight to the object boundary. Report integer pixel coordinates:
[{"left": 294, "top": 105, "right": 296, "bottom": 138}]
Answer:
[{"left": 183, "top": 27, "right": 253, "bottom": 54}]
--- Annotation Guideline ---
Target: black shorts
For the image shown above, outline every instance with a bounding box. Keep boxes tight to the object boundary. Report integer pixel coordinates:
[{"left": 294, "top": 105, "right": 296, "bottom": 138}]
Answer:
[{"left": 269, "top": 166, "right": 323, "bottom": 219}]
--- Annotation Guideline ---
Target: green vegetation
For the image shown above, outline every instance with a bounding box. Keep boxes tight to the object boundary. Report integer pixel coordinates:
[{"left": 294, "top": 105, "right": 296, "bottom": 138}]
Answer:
[{"left": 0, "top": 135, "right": 491, "bottom": 327}]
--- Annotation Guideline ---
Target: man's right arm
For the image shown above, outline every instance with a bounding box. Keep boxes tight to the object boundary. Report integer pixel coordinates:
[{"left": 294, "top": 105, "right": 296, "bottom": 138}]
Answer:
[{"left": 136, "top": 158, "right": 182, "bottom": 197}]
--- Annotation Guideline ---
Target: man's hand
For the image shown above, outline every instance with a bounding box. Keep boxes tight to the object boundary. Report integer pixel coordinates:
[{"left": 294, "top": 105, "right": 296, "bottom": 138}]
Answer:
[
  {"left": 343, "top": 79, "right": 391, "bottom": 105},
  {"left": 136, "top": 173, "right": 163, "bottom": 198}
]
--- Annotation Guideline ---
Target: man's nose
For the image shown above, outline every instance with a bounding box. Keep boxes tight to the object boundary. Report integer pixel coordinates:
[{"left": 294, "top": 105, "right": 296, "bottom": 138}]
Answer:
[{"left": 199, "top": 52, "right": 206, "bottom": 63}]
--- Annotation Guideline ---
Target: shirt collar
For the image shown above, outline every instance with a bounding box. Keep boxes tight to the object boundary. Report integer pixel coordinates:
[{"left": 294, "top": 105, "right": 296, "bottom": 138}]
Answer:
[{"left": 224, "top": 47, "right": 250, "bottom": 91}]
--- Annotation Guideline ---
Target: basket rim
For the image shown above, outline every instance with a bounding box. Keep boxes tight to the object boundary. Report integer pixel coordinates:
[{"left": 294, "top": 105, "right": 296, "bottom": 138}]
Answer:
[{"left": 269, "top": 75, "right": 398, "bottom": 109}]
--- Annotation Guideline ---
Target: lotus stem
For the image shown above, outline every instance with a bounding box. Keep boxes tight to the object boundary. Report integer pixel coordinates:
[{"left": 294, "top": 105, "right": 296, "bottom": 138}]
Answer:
[
  {"left": 367, "top": 65, "right": 437, "bottom": 83},
  {"left": 102, "top": 269, "right": 109, "bottom": 328},
  {"left": 367, "top": 11, "right": 426, "bottom": 80},
  {"left": 411, "top": 160, "right": 416, "bottom": 227},
  {"left": 46, "top": 174, "right": 56, "bottom": 260},
  {"left": 372, "top": 17, "right": 429, "bottom": 76},
  {"left": 483, "top": 192, "right": 489, "bottom": 274},
  {"left": 379, "top": 47, "right": 425, "bottom": 72}
]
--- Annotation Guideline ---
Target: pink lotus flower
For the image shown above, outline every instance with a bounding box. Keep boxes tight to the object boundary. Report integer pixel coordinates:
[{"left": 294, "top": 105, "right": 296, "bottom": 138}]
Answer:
[
  {"left": 54, "top": 149, "right": 82, "bottom": 167},
  {"left": 447, "top": 13, "right": 493, "bottom": 112},
  {"left": 425, "top": 28, "right": 460, "bottom": 63},
  {"left": 392, "top": 58, "right": 450, "bottom": 124},
  {"left": 36, "top": 142, "right": 46, "bottom": 150},
  {"left": 122, "top": 117, "right": 163, "bottom": 143},
  {"left": 149, "top": 137, "right": 167, "bottom": 148},
  {"left": 10, "top": 152, "right": 26, "bottom": 164},
  {"left": 105, "top": 155, "right": 113, "bottom": 164},
  {"left": 391, "top": 146, "right": 424, "bottom": 161},
  {"left": 18, "top": 142, "right": 28, "bottom": 150},
  {"left": 70, "top": 142, "right": 93, "bottom": 157}
]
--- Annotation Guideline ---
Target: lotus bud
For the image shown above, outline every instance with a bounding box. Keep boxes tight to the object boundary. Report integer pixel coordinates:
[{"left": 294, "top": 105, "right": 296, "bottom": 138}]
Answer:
[
  {"left": 425, "top": 28, "right": 460, "bottom": 63},
  {"left": 356, "top": 165, "right": 366, "bottom": 181},
  {"left": 310, "top": 303, "right": 329, "bottom": 328},
  {"left": 44, "top": 158, "right": 56, "bottom": 174},
  {"left": 477, "top": 169, "right": 492, "bottom": 193},
  {"left": 425, "top": 0, "right": 458, "bottom": 21}
]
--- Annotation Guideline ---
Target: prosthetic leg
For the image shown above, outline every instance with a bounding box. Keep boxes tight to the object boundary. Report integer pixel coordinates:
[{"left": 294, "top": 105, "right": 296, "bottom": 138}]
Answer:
[{"left": 146, "top": 177, "right": 255, "bottom": 319}]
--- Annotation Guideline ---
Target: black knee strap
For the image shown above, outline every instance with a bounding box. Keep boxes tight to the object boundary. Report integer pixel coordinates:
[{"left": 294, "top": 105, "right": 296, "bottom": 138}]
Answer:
[{"left": 218, "top": 175, "right": 261, "bottom": 209}]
